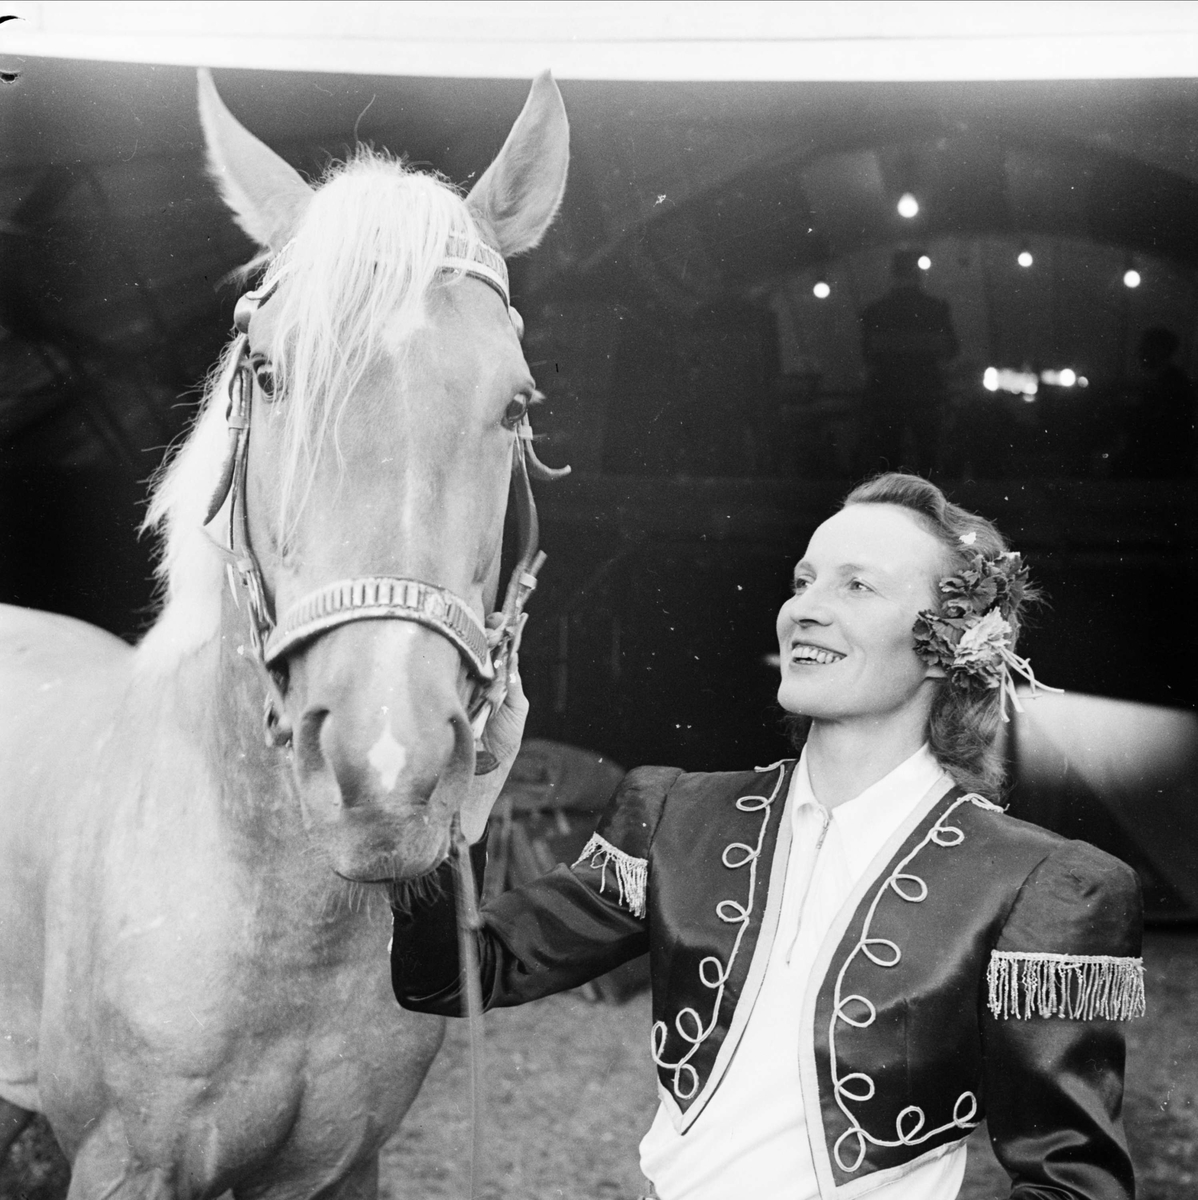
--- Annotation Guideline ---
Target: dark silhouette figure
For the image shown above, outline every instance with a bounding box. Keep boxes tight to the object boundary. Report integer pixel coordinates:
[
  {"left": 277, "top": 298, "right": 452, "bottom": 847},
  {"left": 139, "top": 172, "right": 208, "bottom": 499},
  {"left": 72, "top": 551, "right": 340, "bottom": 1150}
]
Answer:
[
  {"left": 857, "top": 250, "right": 959, "bottom": 476},
  {"left": 1118, "top": 326, "right": 1195, "bottom": 478}
]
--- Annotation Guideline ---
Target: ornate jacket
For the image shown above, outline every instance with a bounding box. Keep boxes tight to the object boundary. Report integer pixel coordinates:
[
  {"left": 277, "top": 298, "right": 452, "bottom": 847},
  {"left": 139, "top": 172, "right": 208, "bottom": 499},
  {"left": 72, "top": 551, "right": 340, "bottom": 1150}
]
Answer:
[{"left": 391, "top": 761, "right": 1145, "bottom": 1200}]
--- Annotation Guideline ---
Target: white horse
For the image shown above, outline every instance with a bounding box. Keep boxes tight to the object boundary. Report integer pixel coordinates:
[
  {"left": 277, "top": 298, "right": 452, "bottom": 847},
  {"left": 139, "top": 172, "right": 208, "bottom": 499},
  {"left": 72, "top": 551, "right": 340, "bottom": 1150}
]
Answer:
[{"left": 0, "top": 68, "right": 568, "bottom": 1197}]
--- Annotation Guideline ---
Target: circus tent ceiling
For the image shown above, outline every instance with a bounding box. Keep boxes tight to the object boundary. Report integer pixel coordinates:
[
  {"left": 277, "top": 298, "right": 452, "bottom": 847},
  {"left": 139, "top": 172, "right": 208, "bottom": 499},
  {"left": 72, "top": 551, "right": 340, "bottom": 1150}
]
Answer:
[
  {"left": 3, "top": 56, "right": 1196, "bottom": 544},
  {"left": 6, "top": 59, "right": 1198, "bottom": 384}
]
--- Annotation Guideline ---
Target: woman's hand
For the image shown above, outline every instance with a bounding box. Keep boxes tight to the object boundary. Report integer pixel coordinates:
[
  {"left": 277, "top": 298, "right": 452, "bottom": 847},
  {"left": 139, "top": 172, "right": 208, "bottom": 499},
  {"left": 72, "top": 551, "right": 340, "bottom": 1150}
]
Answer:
[
  {"left": 459, "top": 614, "right": 530, "bottom": 843},
  {"left": 480, "top": 615, "right": 529, "bottom": 769}
]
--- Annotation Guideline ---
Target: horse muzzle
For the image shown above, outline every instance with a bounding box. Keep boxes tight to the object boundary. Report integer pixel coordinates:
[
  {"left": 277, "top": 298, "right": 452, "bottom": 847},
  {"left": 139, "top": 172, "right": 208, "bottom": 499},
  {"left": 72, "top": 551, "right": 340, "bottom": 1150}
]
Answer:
[{"left": 286, "top": 620, "right": 476, "bottom": 880}]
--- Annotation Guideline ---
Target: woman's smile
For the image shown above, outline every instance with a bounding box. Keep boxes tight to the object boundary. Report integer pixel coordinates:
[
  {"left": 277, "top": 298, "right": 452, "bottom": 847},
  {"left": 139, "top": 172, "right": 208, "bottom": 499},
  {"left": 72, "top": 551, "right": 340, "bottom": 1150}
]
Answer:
[{"left": 787, "top": 640, "right": 846, "bottom": 667}]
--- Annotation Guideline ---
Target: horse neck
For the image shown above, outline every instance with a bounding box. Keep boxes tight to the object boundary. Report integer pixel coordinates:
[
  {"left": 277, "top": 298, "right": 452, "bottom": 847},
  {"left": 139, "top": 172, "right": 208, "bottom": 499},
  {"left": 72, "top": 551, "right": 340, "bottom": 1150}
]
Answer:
[
  {"left": 161, "top": 585, "right": 310, "bottom": 865},
  {"left": 134, "top": 591, "right": 394, "bottom": 949}
]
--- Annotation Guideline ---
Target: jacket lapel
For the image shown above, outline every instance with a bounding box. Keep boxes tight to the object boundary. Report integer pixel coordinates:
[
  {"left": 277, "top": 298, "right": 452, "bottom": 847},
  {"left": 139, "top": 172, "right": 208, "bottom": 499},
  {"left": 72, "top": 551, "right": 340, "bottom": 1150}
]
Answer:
[
  {"left": 797, "top": 774, "right": 959, "bottom": 1199},
  {"left": 653, "top": 760, "right": 794, "bottom": 1131}
]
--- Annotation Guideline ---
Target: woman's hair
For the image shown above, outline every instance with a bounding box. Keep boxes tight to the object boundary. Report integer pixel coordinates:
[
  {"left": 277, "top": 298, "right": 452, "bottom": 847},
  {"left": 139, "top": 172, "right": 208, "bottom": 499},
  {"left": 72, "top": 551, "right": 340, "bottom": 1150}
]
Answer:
[{"left": 786, "top": 472, "right": 1036, "bottom": 800}]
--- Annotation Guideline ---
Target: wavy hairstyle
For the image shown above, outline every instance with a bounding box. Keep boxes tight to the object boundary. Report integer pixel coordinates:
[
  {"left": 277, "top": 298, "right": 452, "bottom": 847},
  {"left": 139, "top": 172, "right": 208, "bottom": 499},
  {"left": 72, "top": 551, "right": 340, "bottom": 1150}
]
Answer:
[{"left": 847, "top": 473, "right": 1037, "bottom": 798}]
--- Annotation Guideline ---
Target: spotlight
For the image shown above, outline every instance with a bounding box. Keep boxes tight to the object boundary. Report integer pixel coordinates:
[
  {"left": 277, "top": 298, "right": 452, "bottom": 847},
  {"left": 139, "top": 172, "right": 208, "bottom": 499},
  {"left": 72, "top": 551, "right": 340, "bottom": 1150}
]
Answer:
[
  {"left": 1123, "top": 269, "right": 1141, "bottom": 288},
  {"left": 985, "top": 367, "right": 1038, "bottom": 396},
  {"left": 917, "top": 255, "right": 931, "bottom": 270},
  {"left": 897, "top": 193, "right": 919, "bottom": 219},
  {"left": 1017, "top": 250, "right": 1034, "bottom": 268},
  {"left": 1040, "top": 368, "right": 1078, "bottom": 388},
  {"left": 813, "top": 280, "right": 830, "bottom": 299}
]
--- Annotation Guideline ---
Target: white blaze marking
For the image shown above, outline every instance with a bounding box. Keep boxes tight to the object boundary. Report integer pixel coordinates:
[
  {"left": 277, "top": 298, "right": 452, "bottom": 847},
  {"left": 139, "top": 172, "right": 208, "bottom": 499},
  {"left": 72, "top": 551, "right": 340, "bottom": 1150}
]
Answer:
[{"left": 368, "top": 723, "right": 409, "bottom": 793}]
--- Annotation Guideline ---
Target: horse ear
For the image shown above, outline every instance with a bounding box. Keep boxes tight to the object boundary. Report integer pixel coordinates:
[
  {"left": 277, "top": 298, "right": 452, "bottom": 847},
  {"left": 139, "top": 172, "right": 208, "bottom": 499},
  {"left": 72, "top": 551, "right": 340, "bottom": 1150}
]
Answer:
[
  {"left": 467, "top": 71, "right": 569, "bottom": 256},
  {"left": 197, "top": 68, "right": 313, "bottom": 252}
]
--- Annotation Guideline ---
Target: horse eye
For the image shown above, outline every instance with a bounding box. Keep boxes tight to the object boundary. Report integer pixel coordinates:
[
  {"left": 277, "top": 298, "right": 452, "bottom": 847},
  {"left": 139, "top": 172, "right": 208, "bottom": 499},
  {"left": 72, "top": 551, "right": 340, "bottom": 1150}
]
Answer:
[
  {"left": 253, "top": 361, "right": 276, "bottom": 400},
  {"left": 503, "top": 394, "right": 529, "bottom": 428}
]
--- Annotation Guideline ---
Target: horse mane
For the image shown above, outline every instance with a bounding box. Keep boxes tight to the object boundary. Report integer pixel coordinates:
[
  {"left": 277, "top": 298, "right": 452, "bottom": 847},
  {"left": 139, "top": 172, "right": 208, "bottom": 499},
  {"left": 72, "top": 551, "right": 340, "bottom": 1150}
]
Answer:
[{"left": 137, "top": 150, "right": 487, "bottom": 671}]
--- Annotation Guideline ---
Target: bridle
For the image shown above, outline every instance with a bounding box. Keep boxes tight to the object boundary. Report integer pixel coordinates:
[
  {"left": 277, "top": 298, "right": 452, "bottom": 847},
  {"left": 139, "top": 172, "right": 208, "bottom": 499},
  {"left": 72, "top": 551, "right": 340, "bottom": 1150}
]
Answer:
[{"left": 203, "top": 239, "right": 568, "bottom": 769}]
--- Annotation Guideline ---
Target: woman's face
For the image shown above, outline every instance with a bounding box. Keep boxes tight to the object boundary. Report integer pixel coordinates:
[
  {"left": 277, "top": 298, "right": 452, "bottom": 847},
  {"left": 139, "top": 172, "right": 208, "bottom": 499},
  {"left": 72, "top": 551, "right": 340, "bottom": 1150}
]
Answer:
[{"left": 776, "top": 503, "right": 946, "bottom": 725}]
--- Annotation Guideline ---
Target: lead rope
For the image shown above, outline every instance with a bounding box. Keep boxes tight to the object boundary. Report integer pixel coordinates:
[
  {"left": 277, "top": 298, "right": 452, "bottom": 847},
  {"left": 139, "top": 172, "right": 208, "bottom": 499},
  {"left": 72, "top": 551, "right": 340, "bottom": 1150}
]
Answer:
[{"left": 452, "top": 816, "right": 487, "bottom": 1200}]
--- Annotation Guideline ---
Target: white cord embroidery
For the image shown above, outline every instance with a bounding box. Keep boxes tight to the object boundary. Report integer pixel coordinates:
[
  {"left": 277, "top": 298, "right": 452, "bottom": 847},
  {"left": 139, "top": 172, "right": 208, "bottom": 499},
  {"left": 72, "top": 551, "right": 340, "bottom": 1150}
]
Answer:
[
  {"left": 650, "top": 763, "right": 787, "bottom": 1101},
  {"left": 829, "top": 793, "right": 988, "bottom": 1173}
]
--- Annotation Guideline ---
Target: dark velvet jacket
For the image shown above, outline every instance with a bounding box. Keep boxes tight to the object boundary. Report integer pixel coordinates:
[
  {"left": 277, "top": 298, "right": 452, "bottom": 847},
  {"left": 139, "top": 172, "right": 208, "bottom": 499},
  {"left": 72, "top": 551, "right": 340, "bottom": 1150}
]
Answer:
[{"left": 391, "top": 761, "right": 1145, "bottom": 1200}]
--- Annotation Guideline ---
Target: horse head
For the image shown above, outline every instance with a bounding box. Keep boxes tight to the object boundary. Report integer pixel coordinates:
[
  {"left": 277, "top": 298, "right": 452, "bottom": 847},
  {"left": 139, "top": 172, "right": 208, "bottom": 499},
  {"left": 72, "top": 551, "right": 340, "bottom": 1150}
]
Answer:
[{"left": 154, "top": 72, "right": 568, "bottom": 882}]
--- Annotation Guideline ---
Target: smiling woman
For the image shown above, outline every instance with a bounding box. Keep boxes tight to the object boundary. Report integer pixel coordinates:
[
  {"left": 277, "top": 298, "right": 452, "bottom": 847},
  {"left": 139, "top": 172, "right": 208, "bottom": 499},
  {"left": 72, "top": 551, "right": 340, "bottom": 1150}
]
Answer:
[
  {"left": 391, "top": 472, "right": 1146, "bottom": 1200},
  {"left": 779, "top": 472, "right": 1039, "bottom": 803}
]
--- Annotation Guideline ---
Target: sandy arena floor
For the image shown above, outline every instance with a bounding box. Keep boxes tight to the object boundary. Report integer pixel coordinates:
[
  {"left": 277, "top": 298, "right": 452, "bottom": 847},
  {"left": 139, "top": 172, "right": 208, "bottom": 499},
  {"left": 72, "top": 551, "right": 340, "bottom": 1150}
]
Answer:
[
  {"left": 3, "top": 932, "right": 1195, "bottom": 1200},
  {"left": 382, "top": 930, "right": 1197, "bottom": 1200}
]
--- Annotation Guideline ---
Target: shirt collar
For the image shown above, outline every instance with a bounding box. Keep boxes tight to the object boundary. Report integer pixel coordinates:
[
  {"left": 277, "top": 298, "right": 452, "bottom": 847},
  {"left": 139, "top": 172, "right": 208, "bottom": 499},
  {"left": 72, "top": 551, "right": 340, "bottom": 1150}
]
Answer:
[{"left": 790, "top": 744, "right": 949, "bottom": 879}]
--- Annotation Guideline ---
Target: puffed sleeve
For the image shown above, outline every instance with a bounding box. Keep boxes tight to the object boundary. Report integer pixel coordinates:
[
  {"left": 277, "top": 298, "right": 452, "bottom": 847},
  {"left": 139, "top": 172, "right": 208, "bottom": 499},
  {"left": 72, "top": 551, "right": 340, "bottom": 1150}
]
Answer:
[
  {"left": 981, "top": 839, "right": 1145, "bottom": 1200},
  {"left": 390, "top": 765, "right": 680, "bottom": 1016}
]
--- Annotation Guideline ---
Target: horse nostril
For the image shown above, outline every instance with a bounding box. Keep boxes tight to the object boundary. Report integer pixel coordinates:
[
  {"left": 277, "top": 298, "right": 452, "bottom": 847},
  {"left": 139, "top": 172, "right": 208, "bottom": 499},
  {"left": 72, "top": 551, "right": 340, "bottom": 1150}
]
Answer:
[{"left": 296, "top": 707, "right": 330, "bottom": 777}]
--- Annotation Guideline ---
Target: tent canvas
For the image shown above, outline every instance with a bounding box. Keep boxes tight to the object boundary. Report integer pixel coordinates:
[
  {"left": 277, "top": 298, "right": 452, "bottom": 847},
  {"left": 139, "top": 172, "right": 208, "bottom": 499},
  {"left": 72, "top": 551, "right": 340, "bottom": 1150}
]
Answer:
[{"left": 1008, "top": 691, "right": 1198, "bottom": 923}]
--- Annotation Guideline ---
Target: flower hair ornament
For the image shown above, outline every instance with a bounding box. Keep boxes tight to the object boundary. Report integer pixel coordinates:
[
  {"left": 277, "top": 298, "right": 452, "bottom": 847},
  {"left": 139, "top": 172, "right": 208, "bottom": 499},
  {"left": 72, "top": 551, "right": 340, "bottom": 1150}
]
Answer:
[{"left": 913, "top": 538, "right": 1061, "bottom": 720}]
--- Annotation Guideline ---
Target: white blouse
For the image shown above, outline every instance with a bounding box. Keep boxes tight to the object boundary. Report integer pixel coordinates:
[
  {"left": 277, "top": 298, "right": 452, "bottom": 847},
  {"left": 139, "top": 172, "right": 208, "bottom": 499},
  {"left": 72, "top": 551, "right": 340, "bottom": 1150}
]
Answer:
[{"left": 639, "top": 745, "right": 968, "bottom": 1200}]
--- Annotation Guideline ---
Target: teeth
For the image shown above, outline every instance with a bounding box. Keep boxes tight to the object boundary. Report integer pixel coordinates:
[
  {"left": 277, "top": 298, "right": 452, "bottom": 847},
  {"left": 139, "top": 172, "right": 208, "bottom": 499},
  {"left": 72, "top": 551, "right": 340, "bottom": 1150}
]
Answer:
[{"left": 791, "top": 645, "right": 843, "bottom": 665}]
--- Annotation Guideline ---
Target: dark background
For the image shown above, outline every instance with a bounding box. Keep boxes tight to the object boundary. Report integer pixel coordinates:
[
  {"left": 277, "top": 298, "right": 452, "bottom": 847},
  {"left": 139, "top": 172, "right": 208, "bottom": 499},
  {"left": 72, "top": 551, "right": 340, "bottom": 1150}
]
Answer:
[{"left": 2, "top": 57, "right": 1195, "bottom": 773}]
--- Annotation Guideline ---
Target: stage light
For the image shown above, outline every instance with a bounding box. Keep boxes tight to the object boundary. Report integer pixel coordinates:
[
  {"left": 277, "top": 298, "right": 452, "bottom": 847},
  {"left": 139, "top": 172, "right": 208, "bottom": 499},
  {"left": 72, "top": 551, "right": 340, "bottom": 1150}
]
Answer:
[
  {"left": 1017, "top": 250, "right": 1033, "bottom": 268},
  {"left": 1123, "top": 269, "right": 1141, "bottom": 288},
  {"left": 1078, "top": 376, "right": 1089, "bottom": 388},
  {"left": 984, "top": 367, "right": 1038, "bottom": 397},
  {"left": 917, "top": 255, "right": 931, "bottom": 270},
  {"left": 1040, "top": 368, "right": 1077, "bottom": 388},
  {"left": 813, "top": 280, "right": 830, "bottom": 299},
  {"left": 897, "top": 192, "right": 919, "bottom": 218}
]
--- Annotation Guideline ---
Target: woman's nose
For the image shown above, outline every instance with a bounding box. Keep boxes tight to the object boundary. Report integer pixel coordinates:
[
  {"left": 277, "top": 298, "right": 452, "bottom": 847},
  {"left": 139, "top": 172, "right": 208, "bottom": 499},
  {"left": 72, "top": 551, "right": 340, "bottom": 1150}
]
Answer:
[{"left": 783, "top": 589, "right": 830, "bottom": 625}]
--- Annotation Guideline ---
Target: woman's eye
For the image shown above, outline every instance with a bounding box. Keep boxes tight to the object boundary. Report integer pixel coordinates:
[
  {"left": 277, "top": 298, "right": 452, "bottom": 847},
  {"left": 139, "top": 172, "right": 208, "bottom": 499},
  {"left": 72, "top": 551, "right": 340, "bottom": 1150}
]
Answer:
[
  {"left": 503, "top": 393, "right": 530, "bottom": 428},
  {"left": 791, "top": 578, "right": 810, "bottom": 594},
  {"left": 848, "top": 579, "right": 871, "bottom": 593}
]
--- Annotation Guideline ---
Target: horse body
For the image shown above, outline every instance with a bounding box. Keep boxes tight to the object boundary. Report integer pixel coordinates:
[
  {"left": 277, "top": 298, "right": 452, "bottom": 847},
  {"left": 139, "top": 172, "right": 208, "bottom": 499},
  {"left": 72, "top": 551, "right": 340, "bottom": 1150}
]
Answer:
[
  {"left": 2, "top": 566, "right": 443, "bottom": 1198},
  {"left": 0, "top": 70, "right": 569, "bottom": 1195}
]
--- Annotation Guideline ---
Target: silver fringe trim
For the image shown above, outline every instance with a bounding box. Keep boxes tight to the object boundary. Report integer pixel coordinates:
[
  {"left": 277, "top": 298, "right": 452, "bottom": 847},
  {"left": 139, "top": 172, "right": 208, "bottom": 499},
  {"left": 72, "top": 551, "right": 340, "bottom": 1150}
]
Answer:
[
  {"left": 986, "top": 950, "right": 1146, "bottom": 1021},
  {"left": 574, "top": 833, "right": 648, "bottom": 919}
]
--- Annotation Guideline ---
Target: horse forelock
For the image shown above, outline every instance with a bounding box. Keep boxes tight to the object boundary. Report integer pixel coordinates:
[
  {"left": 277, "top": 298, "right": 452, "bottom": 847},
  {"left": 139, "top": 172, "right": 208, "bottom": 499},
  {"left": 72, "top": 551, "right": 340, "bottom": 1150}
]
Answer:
[
  {"left": 266, "top": 151, "right": 488, "bottom": 542},
  {"left": 137, "top": 151, "right": 487, "bottom": 673}
]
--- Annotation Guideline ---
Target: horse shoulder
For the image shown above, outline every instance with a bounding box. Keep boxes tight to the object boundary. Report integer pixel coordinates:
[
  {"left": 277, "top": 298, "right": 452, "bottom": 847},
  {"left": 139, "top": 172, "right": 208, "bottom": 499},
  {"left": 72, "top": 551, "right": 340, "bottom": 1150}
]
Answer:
[
  {"left": 0, "top": 603, "right": 135, "bottom": 853},
  {"left": 0, "top": 607, "right": 136, "bottom": 1103}
]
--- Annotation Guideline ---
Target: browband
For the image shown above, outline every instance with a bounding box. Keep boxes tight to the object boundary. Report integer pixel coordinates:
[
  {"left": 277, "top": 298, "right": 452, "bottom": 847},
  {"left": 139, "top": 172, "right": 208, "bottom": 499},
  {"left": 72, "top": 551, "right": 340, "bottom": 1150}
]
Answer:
[{"left": 443, "top": 235, "right": 510, "bottom": 309}]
